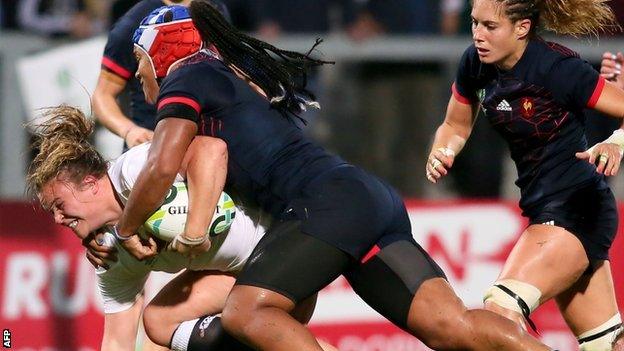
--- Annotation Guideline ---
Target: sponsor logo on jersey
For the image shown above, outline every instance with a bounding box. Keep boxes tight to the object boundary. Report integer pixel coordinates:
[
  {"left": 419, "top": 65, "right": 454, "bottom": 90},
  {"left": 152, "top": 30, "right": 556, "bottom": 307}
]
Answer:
[
  {"left": 521, "top": 97, "right": 535, "bottom": 118},
  {"left": 496, "top": 99, "right": 512, "bottom": 112}
]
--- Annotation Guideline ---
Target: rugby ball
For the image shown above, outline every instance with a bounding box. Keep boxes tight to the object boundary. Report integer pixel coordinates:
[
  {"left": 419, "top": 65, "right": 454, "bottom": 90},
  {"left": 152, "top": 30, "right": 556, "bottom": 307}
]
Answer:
[{"left": 143, "top": 182, "right": 236, "bottom": 241}]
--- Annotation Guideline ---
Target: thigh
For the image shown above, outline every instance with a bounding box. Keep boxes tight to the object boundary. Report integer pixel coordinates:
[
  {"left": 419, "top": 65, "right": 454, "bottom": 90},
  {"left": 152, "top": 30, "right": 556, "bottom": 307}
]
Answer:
[
  {"left": 344, "top": 239, "right": 446, "bottom": 328},
  {"left": 529, "top": 182, "right": 618, "bottom": 263},
  {"left": 498, "top": 224, "right": 589, "bottom": 302},
  {"left": 555, "top": 260, "right": 620, "bottom": 335},
  {"left": 146, "top": 270, "right": 236, "bottom": 324},
  {"left": 236, "top": 220, "right": 352, "bottom": 303}
]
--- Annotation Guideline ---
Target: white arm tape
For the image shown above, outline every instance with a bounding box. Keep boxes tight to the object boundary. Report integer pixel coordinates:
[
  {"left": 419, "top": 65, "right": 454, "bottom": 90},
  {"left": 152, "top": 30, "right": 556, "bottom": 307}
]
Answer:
[
  {"left": 436, "top": 147, "right": 456, "bottom": 158},
  {"left": 587, "top": 129, "right": 624, "bottom": 154}
]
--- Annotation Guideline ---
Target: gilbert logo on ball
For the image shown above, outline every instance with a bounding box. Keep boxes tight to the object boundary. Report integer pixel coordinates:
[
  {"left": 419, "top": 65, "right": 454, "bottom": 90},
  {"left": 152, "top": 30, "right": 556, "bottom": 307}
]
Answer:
[{"left": 144, "top": 182, "right": 236, "bottom": 241}]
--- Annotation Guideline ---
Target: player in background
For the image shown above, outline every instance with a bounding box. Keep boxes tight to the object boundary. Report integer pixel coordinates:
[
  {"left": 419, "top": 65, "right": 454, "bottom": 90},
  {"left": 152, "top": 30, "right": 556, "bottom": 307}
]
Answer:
[
  {"left": 119, "top": 3, "right": 556, "bottom": 350},
  {"left": 26, "top": 105, "right": 335, "bottom": 351},
  {"left": 427, "top": 1, "right": 623, "bottom": 350},
  {"left": 93, "top": 0, "right": 229, "bottom": 149}
]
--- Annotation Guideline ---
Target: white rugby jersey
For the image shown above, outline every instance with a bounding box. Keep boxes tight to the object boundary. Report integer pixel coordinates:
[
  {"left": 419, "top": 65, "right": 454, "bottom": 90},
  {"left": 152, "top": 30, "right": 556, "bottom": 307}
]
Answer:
[{"left": 98, "top": 143, "right": 269, "bottom": 314}]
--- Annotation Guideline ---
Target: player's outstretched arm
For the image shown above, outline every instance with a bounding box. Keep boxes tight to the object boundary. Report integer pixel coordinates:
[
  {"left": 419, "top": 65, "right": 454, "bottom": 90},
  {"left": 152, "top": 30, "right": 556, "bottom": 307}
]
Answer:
[
  {"left": 92, "top": 70, "right": 153, "bottom": 147},
  {"left": 426, "top": 96, "right": 478, "bottom": 184},
  {"left": 172, "top": 136, "right": 228, "bottom": 256},
  {"left": 580, "top": 81, "right": 624, "bottom": 176}
]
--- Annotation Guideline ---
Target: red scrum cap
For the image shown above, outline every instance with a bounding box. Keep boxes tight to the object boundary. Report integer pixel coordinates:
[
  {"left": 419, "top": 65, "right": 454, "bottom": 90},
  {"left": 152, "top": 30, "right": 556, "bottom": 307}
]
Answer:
[{"left": 133, "top": 5, "right": 202, "bottom": 78}]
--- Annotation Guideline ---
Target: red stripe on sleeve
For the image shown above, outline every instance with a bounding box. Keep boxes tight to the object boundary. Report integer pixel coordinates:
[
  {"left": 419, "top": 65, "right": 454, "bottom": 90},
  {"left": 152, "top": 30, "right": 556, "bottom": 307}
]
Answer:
[
  {"left": 360, "top": 245, "right": 380, "bottom": 264},
  {"left": 101, "top": 57, "right": 132, "bottom": 80},
  {"left": 158, "top": 96, "right": 201, "bottom": 114},
  {"left": 586, "top": 76, "right": 606, "bottom": 108},
  {"left": 452, "top": 83, "right": 473, "bottom": 105}
]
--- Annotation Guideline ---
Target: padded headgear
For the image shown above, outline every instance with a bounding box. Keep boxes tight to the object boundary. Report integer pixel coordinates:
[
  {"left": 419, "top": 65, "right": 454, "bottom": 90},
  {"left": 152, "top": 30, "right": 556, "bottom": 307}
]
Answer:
[{"left": 133, "top": 5, "right": 202, "bottom": 78}]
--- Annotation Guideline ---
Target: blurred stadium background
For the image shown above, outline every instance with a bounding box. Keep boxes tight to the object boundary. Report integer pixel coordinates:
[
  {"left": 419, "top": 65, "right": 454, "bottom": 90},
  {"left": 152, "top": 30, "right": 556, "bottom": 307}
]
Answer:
[{"left": 1, "top": 0, "right": 623, "bottom": 350}]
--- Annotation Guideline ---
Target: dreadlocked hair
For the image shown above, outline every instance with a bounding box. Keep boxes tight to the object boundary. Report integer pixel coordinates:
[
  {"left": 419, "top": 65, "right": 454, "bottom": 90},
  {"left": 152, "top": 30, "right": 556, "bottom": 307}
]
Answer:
[
  {"left": 189, "top": 0, "right": 334, "bottom": 117},
  {"left": 26, "top": 105, "right": 108, "bottom": 198},
  {"left": 495, "top": 0, "right": 618, "bottom": 37}
]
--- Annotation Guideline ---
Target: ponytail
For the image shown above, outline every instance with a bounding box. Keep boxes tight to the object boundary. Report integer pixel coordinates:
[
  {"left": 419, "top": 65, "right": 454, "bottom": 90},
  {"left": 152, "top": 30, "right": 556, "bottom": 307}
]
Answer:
[
  {"left": 26, "top": 105, "right": 107, "bottom": 196},
  {"left": 492, "top": 0, "right": 618, "bottom": 36}
]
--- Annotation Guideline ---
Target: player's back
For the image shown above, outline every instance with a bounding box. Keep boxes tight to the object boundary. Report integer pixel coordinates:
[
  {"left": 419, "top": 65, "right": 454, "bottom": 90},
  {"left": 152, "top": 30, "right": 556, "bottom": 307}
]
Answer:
[{"left": 159, "top": 52, "right": 346, "bottom": 215}]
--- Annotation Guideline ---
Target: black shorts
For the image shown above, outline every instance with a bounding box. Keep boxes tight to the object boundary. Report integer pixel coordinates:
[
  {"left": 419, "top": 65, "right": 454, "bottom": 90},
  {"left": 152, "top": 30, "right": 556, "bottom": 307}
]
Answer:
[
  {"left": 525, "top": 179, "right": 618, "bottom": 261},
  {"left": 236, "top": 220, "right": 446, "bottom": 329},
  {"left": 279, "top": 165, "right": 413, "bottom": 259},
  {"left": 235, "top": 165, "right": 447, "bottom": 328}
]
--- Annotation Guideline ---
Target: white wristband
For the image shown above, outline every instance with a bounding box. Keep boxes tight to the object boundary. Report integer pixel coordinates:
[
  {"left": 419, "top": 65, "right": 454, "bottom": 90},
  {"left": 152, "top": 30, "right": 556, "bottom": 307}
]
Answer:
[
  {"left": 176, "top": 234, "right": 208, "bottom": 247},
  {"left": 111, "top": 225, "right": 133, "bottom": 241},
  {"left": 588, "top": 129, "right": 624, "bottom": 155},
  {"left": 436, "top": 147, "right": 456, "bottom": 158}
]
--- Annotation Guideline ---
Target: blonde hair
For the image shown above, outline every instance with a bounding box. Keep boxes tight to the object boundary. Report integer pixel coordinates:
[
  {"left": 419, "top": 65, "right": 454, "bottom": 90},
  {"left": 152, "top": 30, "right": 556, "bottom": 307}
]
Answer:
[
  {"left": 26, "top": 105, "right": 107, "bottom": 197},
  {"left": 491, "top": 0, "right": 618, "bottom": 36}
]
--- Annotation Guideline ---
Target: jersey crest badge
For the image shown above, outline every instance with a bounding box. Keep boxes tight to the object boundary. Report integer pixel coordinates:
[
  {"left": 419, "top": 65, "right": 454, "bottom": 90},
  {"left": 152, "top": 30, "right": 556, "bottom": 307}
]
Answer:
[{"left": 520, "top": 97, "right": 535, "bottom": 118}]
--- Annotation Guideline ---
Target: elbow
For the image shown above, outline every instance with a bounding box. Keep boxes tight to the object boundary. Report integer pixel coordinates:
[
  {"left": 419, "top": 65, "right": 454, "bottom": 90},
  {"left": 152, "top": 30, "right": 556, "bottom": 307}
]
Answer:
[
  {"left": 145, "top": 152, "right": 180, "bottom": 181},
  {"left": 209, "top": 138, "right": 228, "bottom": 165},
  {"left": 91, "top": 89, "right": 109, "bottom": 122},
  {"left": 192, "top": 137, "right": 228, "bottom": 166}
]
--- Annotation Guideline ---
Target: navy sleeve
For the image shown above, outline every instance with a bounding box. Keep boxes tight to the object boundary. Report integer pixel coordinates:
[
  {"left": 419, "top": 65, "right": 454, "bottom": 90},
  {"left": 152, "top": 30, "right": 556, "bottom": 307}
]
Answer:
[
  {"left": 156, "top": 62, "right": 235, "bottom": 124},
  {"left": 102, "top": 19, "right": 137, "bottom": 80},
  {"left": 453, "top": 45, "right": 481, "bottom": 104},
  {"left": 547, "top": 56, "right": 605, "bottom": 110}
]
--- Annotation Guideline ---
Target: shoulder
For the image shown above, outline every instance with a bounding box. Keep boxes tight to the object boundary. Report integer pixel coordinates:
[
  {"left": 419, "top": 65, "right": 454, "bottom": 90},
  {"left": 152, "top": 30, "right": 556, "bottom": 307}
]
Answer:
[
  {"left": 534, "top": 40, "right": 583, "bottom": 70},
  {"left": 540, "top": 40, "right": 594, "bottom": 77},
  {"left": 108, "top": 0, "right": 163, "bottom": 41},
  {"left": 543, "top": 41, "right": 580, "bottom": 59},
  {"left": 456, "top": 44, "right": 496, "bottom": 88},
  {"left": 160, "top": 53, "right": 234, "bottom": 98},
  {"left": 458, "top": 44, "right": 496, "bottom": 77},
  {"left": 459, "top": 44, "right": 479, "bottom": 67},
  {"left": 108, "top": 144, "right": 150, "bottom": 198},
  {"left": 168, "top": 52, "right": 225, "bottom": 79}
]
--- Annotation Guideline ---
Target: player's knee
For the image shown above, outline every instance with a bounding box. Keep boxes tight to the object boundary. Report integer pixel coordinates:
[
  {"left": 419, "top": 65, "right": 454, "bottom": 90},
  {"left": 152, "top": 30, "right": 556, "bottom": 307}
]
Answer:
[
  {"left": 142, "top": 305, "right": 176, "bottom": 346},
  {"left": 220, "top": 298, "right": 255, "bottom": 338},
  {"left": 578, "top": 313, "right": 622, "bottom": 351},
  {"left": 483, "top": 279, "right": 541, "bottom": 328}
]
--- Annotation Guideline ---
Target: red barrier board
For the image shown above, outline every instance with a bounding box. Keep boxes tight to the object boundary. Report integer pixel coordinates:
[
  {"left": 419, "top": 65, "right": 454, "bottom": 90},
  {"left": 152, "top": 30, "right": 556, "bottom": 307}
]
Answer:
[{"left": 1, "top": 200, "right": 622, "bottom": 350}]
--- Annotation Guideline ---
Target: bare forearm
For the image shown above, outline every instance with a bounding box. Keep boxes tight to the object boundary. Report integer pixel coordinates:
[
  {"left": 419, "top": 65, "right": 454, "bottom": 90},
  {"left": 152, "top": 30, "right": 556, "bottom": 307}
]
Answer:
[
  {"left": 117, "top": 118, "right": 198, "bottom": 237},
  {"left": 184, "top": 138, "right": 228, "bottom": 239},
  {"left": 117, "top": 159, "right": 179, "bottom": 236},
  {"left": 432, "top": 121, "right": 469, "bottom": 156},
  {"left": 93, "top": 91, "right": 135, "bottom": 137}
]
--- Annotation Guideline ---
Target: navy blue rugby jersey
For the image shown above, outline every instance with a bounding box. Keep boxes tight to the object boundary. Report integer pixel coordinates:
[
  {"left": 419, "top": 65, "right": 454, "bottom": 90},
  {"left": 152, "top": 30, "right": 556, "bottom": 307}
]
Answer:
[
  {"left": 155, "top": 50, "right": 346, "bottom": 215},
  {"left": 101, "top": 0, "right": 163, "bottom": 130},
  {"left": 453, "top": 39, "right": 606, "bottom": 211}
]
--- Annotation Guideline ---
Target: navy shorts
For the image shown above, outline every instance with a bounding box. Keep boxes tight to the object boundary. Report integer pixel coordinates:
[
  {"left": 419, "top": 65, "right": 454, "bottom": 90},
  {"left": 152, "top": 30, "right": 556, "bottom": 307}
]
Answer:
[
  {"left": 235, "top": 165, "right": 447, "bottom": 326},
  {"left": 280, "top": 165, "right": 414, "bottom": 259},
  {"left": 236, "top": 223, "right": 446, "bottom": 327},
  {"left": 525, "top": 179, "right": 618, "bottom": 261}
]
